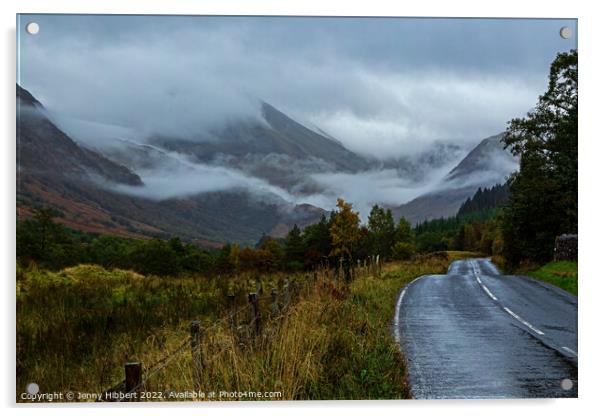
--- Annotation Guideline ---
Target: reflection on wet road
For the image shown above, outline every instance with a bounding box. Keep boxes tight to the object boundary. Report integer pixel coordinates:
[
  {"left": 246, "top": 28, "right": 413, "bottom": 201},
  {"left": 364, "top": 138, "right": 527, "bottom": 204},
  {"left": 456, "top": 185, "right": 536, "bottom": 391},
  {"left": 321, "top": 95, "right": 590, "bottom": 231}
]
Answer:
[{"left": 394, "top": 258, "right": 577, "bottom": 399}]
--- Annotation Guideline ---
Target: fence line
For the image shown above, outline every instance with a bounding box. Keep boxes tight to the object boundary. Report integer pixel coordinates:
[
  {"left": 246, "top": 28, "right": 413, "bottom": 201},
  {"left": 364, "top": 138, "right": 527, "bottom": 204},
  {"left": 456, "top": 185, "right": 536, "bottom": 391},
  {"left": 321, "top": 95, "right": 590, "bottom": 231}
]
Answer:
[{"left": 98, "top": 256, "right": 381, "bottom": 401}]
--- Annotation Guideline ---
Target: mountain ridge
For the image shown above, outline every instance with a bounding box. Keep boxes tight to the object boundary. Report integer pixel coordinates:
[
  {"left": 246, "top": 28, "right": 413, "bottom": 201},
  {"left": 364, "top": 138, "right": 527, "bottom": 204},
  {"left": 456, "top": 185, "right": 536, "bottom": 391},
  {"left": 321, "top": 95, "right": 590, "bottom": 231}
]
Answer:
[
  {"left": 392, "top": 133, "right": 518, "bottom": 224},
  {"left": 16, "top": 85, "right": 325, "bottom": 246}
]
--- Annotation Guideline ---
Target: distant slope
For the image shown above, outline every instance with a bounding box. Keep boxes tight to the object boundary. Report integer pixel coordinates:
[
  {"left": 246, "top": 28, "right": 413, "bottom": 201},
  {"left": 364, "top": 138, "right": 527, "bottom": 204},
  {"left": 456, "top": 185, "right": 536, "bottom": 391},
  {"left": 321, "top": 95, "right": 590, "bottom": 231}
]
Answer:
[
  {"left": 17, "top": 84, "right": 142, "bottom": 186},
  {"left": 392, "top": 187, "right": 478, "bottom": 225},
  {"left": 260, "top": 102, "right": 370, "bottom": 172},
  {"left": 16, "top": 85, "right": 324, "bottom": 246},
  {"left": 457, "top": 183, "right": 509, "bottom": 218},
  {"left": 445, "top": 133, "right": 517, "bottom": 183},
  {"left": 393, "top": 133, "right": 518, "bottom": 224},
  {"left": 150, "top": 102, "right": 371, "bottom": 191}
]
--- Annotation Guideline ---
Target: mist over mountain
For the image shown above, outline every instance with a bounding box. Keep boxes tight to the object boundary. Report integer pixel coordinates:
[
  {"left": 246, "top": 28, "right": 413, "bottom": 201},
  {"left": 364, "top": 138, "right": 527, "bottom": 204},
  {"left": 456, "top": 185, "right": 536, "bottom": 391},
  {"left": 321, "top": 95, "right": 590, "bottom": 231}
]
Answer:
[
  {"left": 17, "top": 85, "right": 142, "bottom": 187},
  {"left": 392, "top": 133, "right": 518, "bottom": 224},
  {"left": 18, "top": 76, "right": 522, "bottom": 247},
  {"left": 17, "top": 85, "right": 330, "bottom": 245},
  {"left": 49, "top": 91, "right": 472, "bottom": 217},
  {"left": 17, "top": 15, "right": 574, "bottom": 244}
]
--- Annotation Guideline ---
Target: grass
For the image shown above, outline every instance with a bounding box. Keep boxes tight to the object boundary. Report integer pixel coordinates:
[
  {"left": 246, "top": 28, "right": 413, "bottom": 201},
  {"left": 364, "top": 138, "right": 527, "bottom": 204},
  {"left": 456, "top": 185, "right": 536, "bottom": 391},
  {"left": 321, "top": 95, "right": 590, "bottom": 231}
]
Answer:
[
  {"left": 444, "top": 251, "right": 483, "bottom": 260},
  {"left": 17, "top": 252, "right": 466, "bottom": 401},
  {"left": 526, "top": 261, "right": 578, "bottom": 296}
]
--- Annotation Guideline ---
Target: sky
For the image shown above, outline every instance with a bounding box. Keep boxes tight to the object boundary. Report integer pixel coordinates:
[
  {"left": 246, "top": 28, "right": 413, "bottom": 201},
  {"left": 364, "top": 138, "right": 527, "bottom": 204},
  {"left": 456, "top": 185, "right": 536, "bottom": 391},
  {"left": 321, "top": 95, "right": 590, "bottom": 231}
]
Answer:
[
  {"left": 16, "top": 15, "right": 577, "bottom": 216},
  {"left": 17, "top": 15, "right": 577, "bottom": 160}
]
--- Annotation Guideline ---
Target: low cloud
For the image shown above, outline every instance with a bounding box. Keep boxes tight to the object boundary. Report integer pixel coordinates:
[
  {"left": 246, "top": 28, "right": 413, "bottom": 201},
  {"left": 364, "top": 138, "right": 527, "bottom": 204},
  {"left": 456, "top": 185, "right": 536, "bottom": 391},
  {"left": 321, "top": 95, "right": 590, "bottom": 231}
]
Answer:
[
  {"left": 18, "top": 15, "right": 573, "bottom": 161},
  {"left": 18, "top": 15, "right": 562, "bottom": 218}
]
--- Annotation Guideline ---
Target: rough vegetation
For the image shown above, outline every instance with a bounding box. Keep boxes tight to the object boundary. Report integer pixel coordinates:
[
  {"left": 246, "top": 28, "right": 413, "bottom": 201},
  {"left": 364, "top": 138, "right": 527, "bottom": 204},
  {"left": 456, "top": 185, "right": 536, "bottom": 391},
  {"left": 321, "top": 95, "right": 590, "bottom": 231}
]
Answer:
[{"left": 17, "top": 253, "right": 453, "bottom": 401}]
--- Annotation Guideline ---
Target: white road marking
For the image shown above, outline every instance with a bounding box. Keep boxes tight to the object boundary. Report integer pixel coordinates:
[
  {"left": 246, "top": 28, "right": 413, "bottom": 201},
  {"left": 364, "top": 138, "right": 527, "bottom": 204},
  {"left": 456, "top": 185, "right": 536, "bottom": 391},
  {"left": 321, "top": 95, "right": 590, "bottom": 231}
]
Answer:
[
  {"left": 393, "top": 288, "right": 407, "bottom": 343},
  {"left": 561, "top": 346, "right": 578, "bottom": 356},
  {"left": 503, "top": 306, "right": 545, "bottom": 335},
  {"left": 393, "top": 275, "right": 429, "bottom": 344},
  {"left": 470, "top": 259, "right": 545, "bottom": 337},
  {"left": 481, "top": 284, "right": 498, "bottom": 301}
]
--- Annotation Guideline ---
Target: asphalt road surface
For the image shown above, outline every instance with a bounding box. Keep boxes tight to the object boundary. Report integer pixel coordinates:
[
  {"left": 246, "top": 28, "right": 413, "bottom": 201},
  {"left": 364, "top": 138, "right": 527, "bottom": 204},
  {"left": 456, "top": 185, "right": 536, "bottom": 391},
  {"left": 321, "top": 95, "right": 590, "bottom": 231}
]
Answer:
[{"left": 394, "top": 258, "right": 578, "bottom": 399}]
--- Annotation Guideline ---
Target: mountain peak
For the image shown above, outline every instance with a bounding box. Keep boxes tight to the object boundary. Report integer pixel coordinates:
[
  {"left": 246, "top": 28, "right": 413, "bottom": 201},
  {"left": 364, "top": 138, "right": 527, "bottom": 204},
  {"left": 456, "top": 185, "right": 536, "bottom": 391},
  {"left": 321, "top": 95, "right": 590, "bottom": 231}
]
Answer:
[
  {"left": 259, "top": 101, "right": 370, "bottom": 172},
  {"left": 393, "top": 132, "right": 518, "bottom": 224},
  {"left": 17, "top": 84, "right": 142, "bottom": 186},
  {"left": 17, "top": 84, "right": 43, "bottom": 108},
  {"left": 445, "top": 133, "right": 516, "bottom": 183}
]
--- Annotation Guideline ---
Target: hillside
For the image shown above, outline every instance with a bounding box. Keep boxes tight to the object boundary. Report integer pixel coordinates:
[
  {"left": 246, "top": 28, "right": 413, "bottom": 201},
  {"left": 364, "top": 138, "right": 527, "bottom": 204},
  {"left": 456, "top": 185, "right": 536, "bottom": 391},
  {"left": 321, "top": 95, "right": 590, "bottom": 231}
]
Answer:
[
  {"left": 393, "top": 133, "right": 518, "bottom": 224},
  {"left": 16, "top": 85, "right": 325, "bottom": 246}
]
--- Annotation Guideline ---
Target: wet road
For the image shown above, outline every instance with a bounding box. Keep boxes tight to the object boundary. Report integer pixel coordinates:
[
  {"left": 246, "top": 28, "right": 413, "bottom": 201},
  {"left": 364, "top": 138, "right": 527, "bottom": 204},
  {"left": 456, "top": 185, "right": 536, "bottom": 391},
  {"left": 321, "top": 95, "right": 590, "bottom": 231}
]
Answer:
[{"left": 393, "top": 258, "right": 578, "bottom": 399}]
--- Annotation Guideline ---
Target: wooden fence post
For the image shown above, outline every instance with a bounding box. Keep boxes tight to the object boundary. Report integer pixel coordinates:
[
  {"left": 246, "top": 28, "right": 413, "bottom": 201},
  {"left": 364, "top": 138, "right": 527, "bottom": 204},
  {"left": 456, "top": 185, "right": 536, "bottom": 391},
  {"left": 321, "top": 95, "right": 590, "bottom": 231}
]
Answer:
[
  {"left": 283, "top": 279, "right": 290, "bottom": 307},
  {"left": 248, "top": 293, "right": 262, "bottom": 335},
  {"left": 256, "top": 279, "right": 262, "bottom": 295},
  {"left": 304, "top": 275, "right": 309, "bottom": 297},
  {"left": 270, "top": 288, "right": 279, "bottom": 317},
  {"left": 125, "top": 362, "right": 142, "bottom": 397},
  {"left": 190, "top": 321, "right": 204, "bottom": 390},
  {"left": 343, "top": 257, "right": 350, "bottom": 283},
  {"left": 227, "top": 294, "right": 236, "bottom": 330}
]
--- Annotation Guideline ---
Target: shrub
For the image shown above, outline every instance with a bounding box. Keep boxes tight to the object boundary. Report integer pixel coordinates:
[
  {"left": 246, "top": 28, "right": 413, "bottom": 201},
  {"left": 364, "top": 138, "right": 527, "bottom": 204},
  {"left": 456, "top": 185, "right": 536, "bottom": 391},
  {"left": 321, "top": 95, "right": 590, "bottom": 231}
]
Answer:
[{"left": 391, "top": 242, "right": 415, "bottom": 260}]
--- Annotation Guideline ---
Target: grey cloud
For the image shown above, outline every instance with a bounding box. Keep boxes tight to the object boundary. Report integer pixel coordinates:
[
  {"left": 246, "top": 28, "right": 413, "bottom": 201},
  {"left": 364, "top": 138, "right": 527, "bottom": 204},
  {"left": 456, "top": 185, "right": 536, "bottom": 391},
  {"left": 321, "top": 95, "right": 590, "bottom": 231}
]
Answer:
[
  {"left": 18, "top": 15, "right": 576, "bottom": 160},
  {"left": 17, "top": 15, "right": 570, "bottom": 216}
]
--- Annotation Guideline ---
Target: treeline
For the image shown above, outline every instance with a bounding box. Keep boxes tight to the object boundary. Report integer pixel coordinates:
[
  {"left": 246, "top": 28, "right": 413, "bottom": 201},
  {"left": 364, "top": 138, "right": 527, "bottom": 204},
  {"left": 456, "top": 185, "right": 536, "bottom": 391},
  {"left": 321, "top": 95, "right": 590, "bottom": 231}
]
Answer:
[
  {"left": 17, "top": 200, "right": 416, "bottom": 277},
  {"left": 214, "top": 201, "right": 417, "bottom": 274},
  {"left": 17, "top": 208, "right": 215, "bottom": 276},
  {"left": 414, "top": 186, "right": 504, "bottom": 255},
  {"left": 457, "top": 183, "right": 509, "bottom": 217}
]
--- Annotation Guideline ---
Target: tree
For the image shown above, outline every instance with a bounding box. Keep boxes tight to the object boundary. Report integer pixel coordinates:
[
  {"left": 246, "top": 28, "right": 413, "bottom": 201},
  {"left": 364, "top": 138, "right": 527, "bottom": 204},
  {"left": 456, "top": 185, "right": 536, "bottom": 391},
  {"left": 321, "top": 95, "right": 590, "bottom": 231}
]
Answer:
[
  {"left": 330, "top": 198, "right": 361, "bottom": 260},
  {"left": 303, "top": 215, "right": 332, "bottom": 267},
  {"left": 367, "top": 205, "right": 396, "bottom": 259},
  {"left": 90, "top": 235, "right": 131, "bottom": 269},
  {"left": 238, "top": 246, "right": 258, "bottom": 271},
  {"left": 457, "top": 184, "right": 509, "bottom": 217},
  {"left": 284, "top": 224, "right": 305, "bottom": 269},
  {"left": 129, "top": 239, "right": 181, "bottom": 276},
  {"left": 396, "top": 217, "right": 414, "bottom": 244},
  {"left": 416, "top": 231, "right": 447, "bottom": 253},
  {"left": 502, "top": 50, "right": 577, "bottom": 266},
  {"left": 392, "top": 242, "right": 415, "bottom": 260},
  {"left": 215, "top": 243, "right": 234, "bottom": 274},
  {"left": 257, "top": 237, "right": 284, "bottom": 270},
  {"left": 228, "top": 244, "right": 240, "bottom": 273},
  {"left": 180, "top": 250, "right": 214, "bottom": 274},
  {"left": 17, "top": 207, "right": 85, "bottom": 269}
]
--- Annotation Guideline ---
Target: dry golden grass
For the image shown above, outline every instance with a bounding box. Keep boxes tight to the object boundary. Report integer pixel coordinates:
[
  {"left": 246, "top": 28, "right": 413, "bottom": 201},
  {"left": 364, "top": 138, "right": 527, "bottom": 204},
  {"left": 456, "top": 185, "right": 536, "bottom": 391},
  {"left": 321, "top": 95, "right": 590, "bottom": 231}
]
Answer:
[{"left": 18, "top": 252, "right": 465, "bottom": 402}]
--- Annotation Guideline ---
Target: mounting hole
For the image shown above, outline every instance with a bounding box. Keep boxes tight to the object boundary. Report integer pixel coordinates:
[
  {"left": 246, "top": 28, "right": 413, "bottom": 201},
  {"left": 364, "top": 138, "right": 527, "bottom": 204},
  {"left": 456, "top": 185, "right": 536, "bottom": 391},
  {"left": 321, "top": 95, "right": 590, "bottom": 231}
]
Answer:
[
  {"left": 559, "top": 26, "right": 572, "bottom": 39},
  {"left": 26, "top": 22, "right": 40, "bottom": 35},
  {"left": 560, "top": 378, "right": 573, "bottom": 391},
  {"left": 26, "top": 382, "right": 39, "bottom": 395}
]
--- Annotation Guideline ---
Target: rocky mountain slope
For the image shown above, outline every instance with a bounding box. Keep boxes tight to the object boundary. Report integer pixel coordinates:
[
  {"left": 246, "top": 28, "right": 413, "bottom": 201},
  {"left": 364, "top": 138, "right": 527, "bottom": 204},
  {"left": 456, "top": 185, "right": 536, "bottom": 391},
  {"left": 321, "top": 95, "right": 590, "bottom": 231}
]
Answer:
[
  {"left": 17, "top": 83, "right": 518, "bottom": 244},
  {"left": 16, "top": 85, "right": 324, "bottom": 246}
]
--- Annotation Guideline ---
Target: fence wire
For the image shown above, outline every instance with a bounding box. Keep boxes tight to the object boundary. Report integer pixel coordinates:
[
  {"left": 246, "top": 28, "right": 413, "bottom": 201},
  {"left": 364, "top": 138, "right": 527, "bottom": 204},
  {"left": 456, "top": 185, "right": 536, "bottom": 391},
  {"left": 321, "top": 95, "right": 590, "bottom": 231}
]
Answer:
[
  {"left": 99, "top": 270, "right": 360, "bottom": 401},
  {"left": 99, "top": 302, "right": 254, "bottom": 401}
]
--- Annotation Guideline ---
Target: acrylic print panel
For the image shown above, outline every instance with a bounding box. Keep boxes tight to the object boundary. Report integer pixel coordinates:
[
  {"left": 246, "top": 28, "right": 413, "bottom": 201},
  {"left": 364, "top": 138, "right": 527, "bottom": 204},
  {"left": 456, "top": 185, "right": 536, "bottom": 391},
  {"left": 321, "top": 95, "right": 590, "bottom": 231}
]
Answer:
[{"left": 16, "top": 14, "right": 578, "bottom": 402}]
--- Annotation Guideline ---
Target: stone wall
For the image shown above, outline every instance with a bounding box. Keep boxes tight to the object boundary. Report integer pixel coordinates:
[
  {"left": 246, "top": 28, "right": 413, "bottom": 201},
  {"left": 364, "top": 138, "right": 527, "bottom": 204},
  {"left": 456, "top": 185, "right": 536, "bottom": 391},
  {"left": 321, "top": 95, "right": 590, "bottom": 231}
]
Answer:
[{"left": 554, "top": 234, "right": 578, "bottom": 261}]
